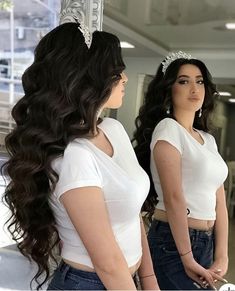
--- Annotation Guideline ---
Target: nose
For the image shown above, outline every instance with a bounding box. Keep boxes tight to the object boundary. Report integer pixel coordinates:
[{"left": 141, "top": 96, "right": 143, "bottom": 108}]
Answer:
[
  {"left": 191, "top": 82, "right": 199, "bottom": 94},
  {"left": 121, "top": 72, "right": 128, "bottom": 84}
]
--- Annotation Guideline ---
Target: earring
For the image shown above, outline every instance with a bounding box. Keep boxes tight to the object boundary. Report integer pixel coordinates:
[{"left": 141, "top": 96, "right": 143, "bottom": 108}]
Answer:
[
  {"left": 166, "top": 107, "right": 170, "bottom": 114},
  {"left": 79, "top": 119, "right": 85, "bottom": 126},
  {"left": 96, "top": 108, "right": 102, "bottom": 120},
  {"left": 199, "top": 108, "right": 202, "bottom": 118}
]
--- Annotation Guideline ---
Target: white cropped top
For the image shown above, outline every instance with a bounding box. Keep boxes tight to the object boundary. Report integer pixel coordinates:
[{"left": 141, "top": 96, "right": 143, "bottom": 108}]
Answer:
[
  {"left": 150, "top": 118, "right": 228, "bottom": 220},
  {"left": 50, "top": 118, "right": 150, "bottom": 268}
]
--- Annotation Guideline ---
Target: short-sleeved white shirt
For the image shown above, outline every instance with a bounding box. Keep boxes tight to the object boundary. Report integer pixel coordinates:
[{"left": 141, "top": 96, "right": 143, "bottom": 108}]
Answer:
[
  {"left": 50, "top": 118, "right": 150, "bottom": 268},
  {"left": 150, "top": 118, "right": 228, "bottom": 220}
]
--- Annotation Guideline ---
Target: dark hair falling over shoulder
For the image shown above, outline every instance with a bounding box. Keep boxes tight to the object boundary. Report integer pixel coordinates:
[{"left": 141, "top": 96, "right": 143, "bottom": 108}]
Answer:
[
  {"left": 1, "top": 23, "right": 125, "bottom": 289},
  {"left": 132, "top": 58, "right": 217, "bottom": 218}
]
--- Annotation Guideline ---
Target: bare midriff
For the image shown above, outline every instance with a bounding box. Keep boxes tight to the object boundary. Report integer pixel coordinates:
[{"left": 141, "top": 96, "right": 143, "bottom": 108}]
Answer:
[
  {"left": 154, "top": 209, "right": 215, "bottom": 230},
  {"left": 63, "top": 257, "right": 141, "bottom": 276}
]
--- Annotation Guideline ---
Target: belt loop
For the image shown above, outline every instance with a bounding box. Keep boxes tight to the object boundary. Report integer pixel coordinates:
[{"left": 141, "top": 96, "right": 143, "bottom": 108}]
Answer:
[
  {"left": 189, "top": 228, "right": 194, "bottom": 242},
  {"left": 61, "top": 262, "right": 70, "bottom": 284}
]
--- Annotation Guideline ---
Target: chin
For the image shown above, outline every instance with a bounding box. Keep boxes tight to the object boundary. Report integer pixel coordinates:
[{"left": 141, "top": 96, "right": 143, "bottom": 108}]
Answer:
[
  {"left": 113, "top": 102, "right": 123, "bottom": 109},
  {"left": 118, "top": 101, "right": 123, "bottom": 108}
]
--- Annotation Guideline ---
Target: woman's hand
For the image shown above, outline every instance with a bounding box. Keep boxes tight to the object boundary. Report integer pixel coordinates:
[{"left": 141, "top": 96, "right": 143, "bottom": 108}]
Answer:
[
  {"left": 181, "top": 253, "right": 226, "bottom": 289},
  {"left": 209, "top": 256, "right": 229, "bottom": 278}
]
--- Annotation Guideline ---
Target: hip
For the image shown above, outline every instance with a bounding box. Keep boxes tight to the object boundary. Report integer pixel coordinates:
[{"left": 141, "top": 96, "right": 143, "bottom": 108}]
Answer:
[
  {"left": 63, "top": 257, "right": 141, "bottom": 276},
  {"left": 47, "top": 260, "right": 140, "bottom": 290},
  {"left": 148, "top": 219, "right": 214, "bottom": 270}
]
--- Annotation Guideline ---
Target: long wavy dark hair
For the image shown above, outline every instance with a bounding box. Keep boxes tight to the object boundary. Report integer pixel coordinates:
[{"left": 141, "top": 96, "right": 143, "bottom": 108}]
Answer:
[
  {"left": 132, "top": 58, "right": 217, "bottom": 217},
  {"left": 1, "top": 23, "right": 125, "bottom": 289}
]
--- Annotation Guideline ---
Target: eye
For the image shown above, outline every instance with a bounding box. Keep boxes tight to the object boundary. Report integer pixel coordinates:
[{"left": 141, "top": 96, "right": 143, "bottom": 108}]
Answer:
[
  {"left": 112, "top": 74, "right": 121, "bottom": 79},
  {"left": 178, "top": 80, "right": 188, "bottom": 84},
  {"left": 197, "top": 79, "right": 204, "bottom": 85}
]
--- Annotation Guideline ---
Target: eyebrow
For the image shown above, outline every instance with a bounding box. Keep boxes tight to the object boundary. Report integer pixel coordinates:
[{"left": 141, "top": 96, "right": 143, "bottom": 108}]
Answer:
[{"left": 177, "top": 74, "right": 203, "bottom": 79}]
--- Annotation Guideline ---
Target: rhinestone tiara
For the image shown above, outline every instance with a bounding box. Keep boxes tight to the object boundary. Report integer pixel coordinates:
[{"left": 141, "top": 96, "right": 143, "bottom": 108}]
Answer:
[
  {"left": 60, "top": 8, "right": 92, "bottom": 49},
  {"left": 78, "top": 21, "right": 92, "bottom": 49},
  {"left": 161, "top": 51, "right": 193, "bottom": 74}
]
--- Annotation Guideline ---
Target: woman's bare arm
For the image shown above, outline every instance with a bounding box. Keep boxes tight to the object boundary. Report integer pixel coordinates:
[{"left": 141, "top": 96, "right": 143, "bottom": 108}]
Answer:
[
  {"left": 61, "top": 186, "right": 136, "bottom": 290},
  {"left": 209, "top": 185, "right": 229, "bottom": 277},
  {"left": 138, "top": 216, "right": 160, "bottom": 290}
]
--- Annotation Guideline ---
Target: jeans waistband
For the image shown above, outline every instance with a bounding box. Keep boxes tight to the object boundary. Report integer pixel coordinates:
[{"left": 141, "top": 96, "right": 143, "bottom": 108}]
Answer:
[
  {"left": 58, "top": 260, "right": 101, "bottom": 280},
  {"left": 58, "top": 260, "right": 139, "bottom": 286}
]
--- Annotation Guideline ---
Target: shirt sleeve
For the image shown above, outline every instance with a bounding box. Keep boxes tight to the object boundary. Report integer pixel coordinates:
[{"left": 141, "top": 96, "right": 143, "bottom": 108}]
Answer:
[
  {"left": 150, "top": 118, "right": 184, "bottom": 154},
  {"left": 54, "top": 143, "right": 103, "bottom": 199}
]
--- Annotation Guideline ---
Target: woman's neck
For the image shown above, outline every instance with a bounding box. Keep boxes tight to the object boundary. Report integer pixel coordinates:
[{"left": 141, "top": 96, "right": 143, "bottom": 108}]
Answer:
[{"left": 173, "top": 112, "right": 195, "bottom": 134}]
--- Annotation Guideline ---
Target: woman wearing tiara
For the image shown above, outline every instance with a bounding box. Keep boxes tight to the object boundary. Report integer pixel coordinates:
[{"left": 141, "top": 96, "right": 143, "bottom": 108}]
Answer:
[
  {"left": 133, "top": 52, "right": 229, "bottom": 290},
  {"left": 2, "top": 22, "right": 159, "bottom": 290}
]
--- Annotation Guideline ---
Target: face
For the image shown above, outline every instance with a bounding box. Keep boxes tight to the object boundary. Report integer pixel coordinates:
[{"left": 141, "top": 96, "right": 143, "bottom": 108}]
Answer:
[
  {"left": 171, "top": 64, "right": 205, "bottom": 115},
  {"left": 103, "top": 72, "right": 128, "bottom": 109}
]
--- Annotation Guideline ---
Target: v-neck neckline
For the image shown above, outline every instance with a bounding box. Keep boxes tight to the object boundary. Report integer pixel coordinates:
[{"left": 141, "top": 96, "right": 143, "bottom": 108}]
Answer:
[
  {"left": 168, "top": 118, "right": 205, "bottom": 146},
  {"left": 79, "top": 121, "right": 116, "bottom": 159},
  {"left": 180, "top": 124, "right": 205, "bottom": 146}
]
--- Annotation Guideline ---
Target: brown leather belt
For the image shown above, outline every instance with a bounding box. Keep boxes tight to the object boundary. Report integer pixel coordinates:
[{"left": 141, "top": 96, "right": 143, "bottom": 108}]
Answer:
[{"left": 154, "top": 209, "right": 215, "bottom": 231}]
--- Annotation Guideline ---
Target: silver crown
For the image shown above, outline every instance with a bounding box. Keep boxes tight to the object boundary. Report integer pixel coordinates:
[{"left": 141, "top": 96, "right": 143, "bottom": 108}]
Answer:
[
  {"left": 161, "top": 51, "right": 192, "bottom": 74},
  {"left": 60, "top": 8, "right": 92, "bottom": 49},
  {"left": 78, "top": 21, "right": 92, "bottom": 49}
]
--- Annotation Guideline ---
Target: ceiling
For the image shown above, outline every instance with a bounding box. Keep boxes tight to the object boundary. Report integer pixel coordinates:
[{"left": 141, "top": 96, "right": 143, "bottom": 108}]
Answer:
[
  {"left": 103, "top": 0, "right": 235, "bottom": 59},
  {"left": 0, "top": 0, "right": 235, "bottom": 59}
]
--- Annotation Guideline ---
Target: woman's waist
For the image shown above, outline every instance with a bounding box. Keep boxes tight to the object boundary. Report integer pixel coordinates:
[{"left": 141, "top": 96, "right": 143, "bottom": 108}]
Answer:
[
  {"left": 63, "top": 257, "right": 141, "bottom": 276},
  {"left": 154, "top": 209, "right": 215, "bottom": 231},
  {"left": 156, "top": 197, "right": 216, "bottom": 220}
]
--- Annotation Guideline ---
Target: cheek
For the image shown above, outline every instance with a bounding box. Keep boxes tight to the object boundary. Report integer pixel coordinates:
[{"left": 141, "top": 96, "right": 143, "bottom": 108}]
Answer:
[
  {"left": 172, "top": 86, "right": 183, "bottom": 104},
  {"left": 172, "top": 85, "right": 183, "bottom": 97},
  {"left": 111, "top": 88, "right": 119, "bottom": 100}
]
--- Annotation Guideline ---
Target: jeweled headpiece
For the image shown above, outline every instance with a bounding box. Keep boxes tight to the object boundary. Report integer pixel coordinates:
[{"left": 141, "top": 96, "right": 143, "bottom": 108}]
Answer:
[
  {"left": 161, "top": 51, "right": 193, "bottom": 74},
  {"left": 59, "top": 8, "right": 92, "bottom": 49},
  {"left": 77, "top": 21, "right": 92, "bottom": 49}
]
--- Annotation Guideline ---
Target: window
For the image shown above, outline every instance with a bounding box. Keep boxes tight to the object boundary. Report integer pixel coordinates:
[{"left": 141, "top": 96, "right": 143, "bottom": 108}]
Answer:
[{"left": 0, "top": 0, "right": 60, "bottom": 145}]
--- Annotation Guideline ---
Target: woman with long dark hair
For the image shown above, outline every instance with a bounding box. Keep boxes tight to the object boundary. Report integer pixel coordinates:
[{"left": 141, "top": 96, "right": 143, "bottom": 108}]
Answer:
[
  {"left": 133, "top": 52, "right": 228, "bottom": 290},
  {"left": 2, "top": 22, "right": 159, "bottom": 290}
]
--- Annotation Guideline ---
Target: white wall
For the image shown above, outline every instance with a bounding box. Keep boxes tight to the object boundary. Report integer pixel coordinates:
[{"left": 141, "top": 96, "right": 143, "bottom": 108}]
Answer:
[{"left": 118, "top": 56, "right": 235, "bottom": 138}]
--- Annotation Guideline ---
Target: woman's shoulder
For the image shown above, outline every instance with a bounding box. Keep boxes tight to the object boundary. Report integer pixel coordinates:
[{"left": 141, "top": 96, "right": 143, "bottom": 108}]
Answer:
[
  {"left": 52, "top": 141, "right": 95, "bottom": 174},
  {"left": 64, "top": 139, "right": 94, "bottom": 160},
  {"left": 100, "top": 117, "right": 126, "bottom": 134},
  {"left": 101, "top": 117, "right": 124, "bottom": 128},
  {"left": 154, "top": 117, "right": 181, "bottom": 133},
  {"left": 151, "top": 118, "right": 185, "bottom": 153}
]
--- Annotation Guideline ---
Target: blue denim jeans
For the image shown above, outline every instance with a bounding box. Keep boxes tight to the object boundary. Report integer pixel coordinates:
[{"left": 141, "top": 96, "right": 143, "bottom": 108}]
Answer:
[
  {"left": 47, "top": 261, "right": 106, "bottom": 290},
  {"left": 148, "top": 220, "right": 214, "bottom": 290},
  {"left": 47, "top": 260, "right": 139, "bottom": 290}
]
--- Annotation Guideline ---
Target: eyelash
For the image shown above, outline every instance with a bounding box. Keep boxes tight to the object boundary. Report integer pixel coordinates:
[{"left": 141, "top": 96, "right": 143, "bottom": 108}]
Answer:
[{"left": 178, "top": 80, "right": 204, "bottom": 85}]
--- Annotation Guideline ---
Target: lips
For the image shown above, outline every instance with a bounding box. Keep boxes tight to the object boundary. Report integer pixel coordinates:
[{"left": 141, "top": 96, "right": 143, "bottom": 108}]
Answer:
[{"left": 188, "top": 97, "right": 200, "bottom": 101}]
